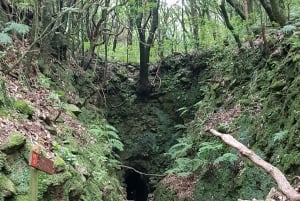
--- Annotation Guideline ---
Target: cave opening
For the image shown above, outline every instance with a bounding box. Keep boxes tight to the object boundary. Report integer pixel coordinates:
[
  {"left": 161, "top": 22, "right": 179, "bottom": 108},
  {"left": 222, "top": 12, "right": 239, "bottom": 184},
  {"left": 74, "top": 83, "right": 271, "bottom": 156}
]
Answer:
[{"left": 124, "top": 170, "right": 149, "bottom": 201}]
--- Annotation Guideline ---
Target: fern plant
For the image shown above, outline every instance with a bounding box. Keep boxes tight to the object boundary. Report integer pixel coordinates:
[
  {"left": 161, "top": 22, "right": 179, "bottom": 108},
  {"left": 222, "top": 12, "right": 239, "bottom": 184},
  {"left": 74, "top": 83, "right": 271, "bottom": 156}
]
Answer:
[
  {"left": 4, "top": 22, "right": 30, "bottom": 35},
  {"left": 166, "top": 157, "right": 205, "bottom": 177},
  {"left": 213, "top": 153, "right": 239, "bottom": 165},
  {"left": 166, "top": 137, "right": 193, "bottom": 159},
  {"left": 89, "top": 122, "right": 124, "bottom": 152},
  {"left": 0, "top": 22, "right": 30, "bottom": 45},
  {"left": 0, "top": 32, "right": 12, "bottom": 44},
  {"left": 52, "top": 141, "right": 77, "bottom": 164},
  {"left": 272, "top": 130, "right": 288, "bottom": 142}
]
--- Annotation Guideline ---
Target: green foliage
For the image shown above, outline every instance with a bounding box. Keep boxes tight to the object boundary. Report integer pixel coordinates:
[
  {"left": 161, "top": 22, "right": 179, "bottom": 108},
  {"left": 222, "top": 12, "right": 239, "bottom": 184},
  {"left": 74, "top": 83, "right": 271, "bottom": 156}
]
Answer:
[
  {"left": 197, "top": 141, "right": 223, "bottom": 159},
  {"left": 8, "top": 159, "right": 29, "bottom": 194},
  {"left": 53, "top": 142, "right": 77, "bottom": 164},
  {"left": 272, "top": 130, "right": 288, "bottom": 142},
  {"left": 282, "top": 25, "right": 296, "bottom": 35},
  {"left": 0, "top": 32, "right": 12, "bottom": 44},
  {"left": 0, "top": 78, "right": 12, "bottom": 108},
  {"left": 89, "top": 123, "right": 124, "bottom": 152},
  {"left": 166, "top": 138, "right": 193, "bottom": 159},
  {"left": 4, "top": 22, "right": 30, "bottom": 35},
  {"left": 13, "top": 100, "right": 34, "bottom": 117},
  {"left": 176, "top": 107, "right": 189, "bottom": 117},
  {"left": 166, "top": 138, "right": 234, "bottom": 177},
  {"left": 166, "top": 157, "right": 205, "bottom": 177},
  {"left": 0, "top": 22, "right": 30, "bottom": 45},
  {"left": 213, "top": 153, "right": 239, "bottom": 165},
  {"left": 37, "top": 73, "right": 52, "bottom": 89}
]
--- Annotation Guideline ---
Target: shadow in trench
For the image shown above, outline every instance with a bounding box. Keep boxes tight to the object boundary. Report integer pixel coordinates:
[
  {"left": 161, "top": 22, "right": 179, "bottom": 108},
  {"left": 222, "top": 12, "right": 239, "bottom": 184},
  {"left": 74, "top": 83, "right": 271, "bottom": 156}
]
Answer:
[{"left": 124, "top": 170, "right": 149, "bottom": 201}]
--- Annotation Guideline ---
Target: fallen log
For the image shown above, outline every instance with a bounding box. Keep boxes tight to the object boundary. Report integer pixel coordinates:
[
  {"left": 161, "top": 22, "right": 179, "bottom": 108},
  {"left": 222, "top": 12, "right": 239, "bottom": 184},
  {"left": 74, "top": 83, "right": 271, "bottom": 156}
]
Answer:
[{"left": 208, "top": 128, "right": 300, "bottom": 201}]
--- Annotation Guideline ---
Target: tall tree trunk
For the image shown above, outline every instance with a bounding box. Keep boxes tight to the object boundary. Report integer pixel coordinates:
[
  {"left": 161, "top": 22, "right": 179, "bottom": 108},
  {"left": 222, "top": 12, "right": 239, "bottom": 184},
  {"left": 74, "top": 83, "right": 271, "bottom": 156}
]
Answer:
[
  {"left": 189, "top": 0, "right": 199, "bottom": 49},
  {"left": 135, "top": 0, "right": 160, "bottom": 97},
  {"left": 258, "top": 0, "right": 277, "bottom": 24},
  {"left": 220, "top": 0, "right": 241, "bottom": 48},
  {"left": 269, "top": 0, "right": 286, "bottom": 26},
  {"left": 226, "top": 0, "right": 246, "bottom": 20},
  {"left": 182, "top": 0, "right": 188, "bottom": 53}
]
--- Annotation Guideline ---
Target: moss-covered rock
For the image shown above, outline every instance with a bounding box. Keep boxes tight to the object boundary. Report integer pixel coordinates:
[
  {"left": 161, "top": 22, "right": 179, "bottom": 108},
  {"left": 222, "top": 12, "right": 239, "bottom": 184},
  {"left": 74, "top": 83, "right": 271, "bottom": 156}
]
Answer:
[
  {"left": 54, "top": 155, "right": 66, "bottom": 173},
  {"left": 0, "top": 173, "right": 16, "bottom": 198},
  {"left": 0, "top": 132, "right": 26, "bottom": 154},
  {"left": 13, "top": 100, "right": 34, "bottom": 118},
  {"left": 63, "top": 103, "right": 81, "bottom": 116}
]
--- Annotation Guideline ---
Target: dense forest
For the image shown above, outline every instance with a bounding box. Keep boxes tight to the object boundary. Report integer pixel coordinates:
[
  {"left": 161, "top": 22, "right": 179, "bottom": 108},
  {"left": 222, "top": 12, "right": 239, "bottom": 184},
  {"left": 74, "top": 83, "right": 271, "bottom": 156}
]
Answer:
[{"left": 0, "top": 0, "right": 300, "bottom": 201}]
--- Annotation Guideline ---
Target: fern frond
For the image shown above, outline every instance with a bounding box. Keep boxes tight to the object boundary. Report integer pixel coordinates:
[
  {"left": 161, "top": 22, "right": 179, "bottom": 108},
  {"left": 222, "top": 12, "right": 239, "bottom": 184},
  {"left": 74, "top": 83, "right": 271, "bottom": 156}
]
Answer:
[
  {"left": 213, "top": 153, "right": 239, "bottom": 165},
  {"left": 273, "top": 130, "right": 288, "bottom": 142},
  {"left": 166, "top": 141, "right": 192, "bottom": 159},
  {"left": 105, "top": 124, "right": 118, "bottom": 132},
  {"left": 89, "top": 126, "right": 103, "bottom": 137},
  {"left": 166, "top": 158, "right": 205, "bottom": 177},
  {"left": 106, "top": 130, "right": 120, "bottom": 139},
  {"left": 197, "top": 141, "right": 223, "bottom": 157},
  {"left": 0, "top": 32, "right": 12, "bottom": 44},
  {"left": 4, "top": 22, "right": 30, "bottom": 34},
  {"left": 108, "top": 139, "right": 124, "bottom": 151}
]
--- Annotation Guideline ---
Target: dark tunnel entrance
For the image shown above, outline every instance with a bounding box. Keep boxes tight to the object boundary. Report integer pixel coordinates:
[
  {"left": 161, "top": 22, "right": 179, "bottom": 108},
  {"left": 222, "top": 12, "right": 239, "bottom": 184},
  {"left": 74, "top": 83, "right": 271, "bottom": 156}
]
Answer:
[{"left": 124, "top": 170, "right": 149, "bottom": 201}]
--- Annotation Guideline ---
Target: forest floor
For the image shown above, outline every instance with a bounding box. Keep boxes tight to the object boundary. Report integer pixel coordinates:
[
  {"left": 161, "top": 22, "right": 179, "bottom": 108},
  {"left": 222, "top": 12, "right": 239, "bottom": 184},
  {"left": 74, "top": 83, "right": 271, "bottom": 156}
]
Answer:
[{"left": 0, "top": 71, "right": 88, "bottom": 158}]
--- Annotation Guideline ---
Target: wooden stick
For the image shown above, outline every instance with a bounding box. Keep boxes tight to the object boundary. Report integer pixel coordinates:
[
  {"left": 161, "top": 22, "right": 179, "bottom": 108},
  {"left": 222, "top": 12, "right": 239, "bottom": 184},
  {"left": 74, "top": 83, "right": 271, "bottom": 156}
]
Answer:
[
  {"left": 30, "top": 168, "right": 38, "bottom": 201},
  {"left": 209, "top": 128, "right": 300, "bottom": 201}
]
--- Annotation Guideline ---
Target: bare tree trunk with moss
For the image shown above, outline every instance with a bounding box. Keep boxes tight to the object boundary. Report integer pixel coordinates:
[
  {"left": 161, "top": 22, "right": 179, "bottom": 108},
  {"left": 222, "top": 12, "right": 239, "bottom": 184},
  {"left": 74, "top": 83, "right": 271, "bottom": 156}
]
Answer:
[
  {"left": 219, "top": 0, "right": 241, "bottom": 48},
  {"left": 134, "top": 0, "right": 160, "bottom": 97},
  {"left": 188, "top": 0, "right": 200, "bottom": 49},
  {"left": 258, "top": 0, "right": 286, "bottom": 26},
  {"left": 226, "top": 0, "right": 246, "bottom": 20},
  {"left": 269, "top": 0, "right": 286, "bottom": 26}
]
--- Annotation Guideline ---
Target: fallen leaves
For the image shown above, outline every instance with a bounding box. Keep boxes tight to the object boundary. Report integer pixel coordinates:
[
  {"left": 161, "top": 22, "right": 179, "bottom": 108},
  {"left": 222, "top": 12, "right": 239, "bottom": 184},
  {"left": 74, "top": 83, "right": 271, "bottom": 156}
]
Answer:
[{"left": 0, "top": 71, "right": 88, "bottom": 158}]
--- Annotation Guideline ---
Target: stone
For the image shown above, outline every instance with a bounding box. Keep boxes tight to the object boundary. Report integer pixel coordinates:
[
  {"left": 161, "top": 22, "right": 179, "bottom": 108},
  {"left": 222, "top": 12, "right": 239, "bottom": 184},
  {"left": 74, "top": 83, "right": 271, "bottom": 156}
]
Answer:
[
  {"left": 0, "top": 132, "right": 26, "bottom": 154},
  {"left": 54, "top": 155, "right": 66, "bottom": 173},
  {"left": 63, "top": 104, "right": 81, "bottom": 116},
  {"left": 13, "top": 100, "right": 34, "bottom": 118}
]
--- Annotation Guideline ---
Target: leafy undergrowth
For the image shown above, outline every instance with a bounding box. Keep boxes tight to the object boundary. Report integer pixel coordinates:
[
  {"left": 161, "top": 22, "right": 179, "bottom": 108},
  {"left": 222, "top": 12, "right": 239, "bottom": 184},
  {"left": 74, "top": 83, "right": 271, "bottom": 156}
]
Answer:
[
  {"left": 157, "top": 27, "right": 300, "bottom": 201},
  {"left": 0, "top": 60, "right": 125, "bottom": 200},
  {"left": 0, "top": 71, "right": 88, "bottom": 155}
]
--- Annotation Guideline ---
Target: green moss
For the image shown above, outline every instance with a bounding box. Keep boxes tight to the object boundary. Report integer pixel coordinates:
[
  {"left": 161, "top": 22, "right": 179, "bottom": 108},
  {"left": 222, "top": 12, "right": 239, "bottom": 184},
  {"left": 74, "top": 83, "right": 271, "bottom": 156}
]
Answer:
[
  {"left": 54, "top": 155, "right": 66, "bottom": 172},
  {"left": 234, "top": 166, "right": 274, "bottom": 200},
  {"left": 0, "top": 173, "right": 16, "bottom": 198},
  {"left": 81, "top": 180, "right": 103, "bottom": 201},
  {"left": 13, "top": 100, "right": 34, "bottom": 117},
  {"left": 0, "top": 132, "right": 26, "bottom": 154},
  {"left": 9, "top": 158, "right": 30, "bottom": 194},
  {"left": 153, "top": 184, "right": 182, "bottom": 201},
  {"left": 11, "top": 195, "right": 29, "bottom": 201},
  {"left": 193, "top": 166, "right": 236, "bottom": 201},
  {"left": 38, "top": 171, "right": 72, "bottom": 201}
]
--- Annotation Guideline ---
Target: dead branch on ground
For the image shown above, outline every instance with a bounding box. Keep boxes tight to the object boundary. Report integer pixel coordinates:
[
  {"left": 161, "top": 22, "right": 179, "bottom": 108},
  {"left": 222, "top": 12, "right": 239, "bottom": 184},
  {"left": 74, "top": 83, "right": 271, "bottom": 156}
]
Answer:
[{"left": 208, "top": 128, "right": 300, "bottom": 201}]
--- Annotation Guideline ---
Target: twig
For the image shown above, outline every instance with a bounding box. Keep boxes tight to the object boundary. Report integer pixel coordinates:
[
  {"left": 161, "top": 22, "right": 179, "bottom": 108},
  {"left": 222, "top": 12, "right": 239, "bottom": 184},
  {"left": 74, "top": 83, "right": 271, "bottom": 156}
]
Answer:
[{"left": 119, "top": 164, "right": 166, "bottom": 177}]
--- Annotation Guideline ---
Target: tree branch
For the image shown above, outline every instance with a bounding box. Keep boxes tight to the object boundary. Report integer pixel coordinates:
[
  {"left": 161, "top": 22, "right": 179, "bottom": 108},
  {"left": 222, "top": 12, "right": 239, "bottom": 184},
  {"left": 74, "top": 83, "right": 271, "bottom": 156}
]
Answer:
[{"left": 208, "top": 128, "right": 300, "bottom": 201}]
